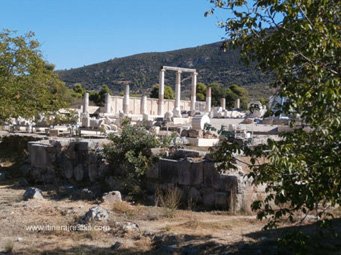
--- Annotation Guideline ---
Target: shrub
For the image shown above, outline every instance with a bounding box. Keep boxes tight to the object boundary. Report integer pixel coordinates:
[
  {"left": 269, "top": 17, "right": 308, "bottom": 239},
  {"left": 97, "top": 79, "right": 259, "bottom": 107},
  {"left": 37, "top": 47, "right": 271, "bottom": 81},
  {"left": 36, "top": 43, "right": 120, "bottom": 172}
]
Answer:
[{"left": 104, "top": 121, "right": 168, "bottom": 199}]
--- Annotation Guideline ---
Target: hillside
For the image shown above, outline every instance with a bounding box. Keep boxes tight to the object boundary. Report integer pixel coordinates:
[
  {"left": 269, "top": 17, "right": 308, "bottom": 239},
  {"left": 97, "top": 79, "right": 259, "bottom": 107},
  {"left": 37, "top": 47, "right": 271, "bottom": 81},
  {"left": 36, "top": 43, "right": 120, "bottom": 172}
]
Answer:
[{"left": 57, "top": 42, "right": 273, "bottom": 99}]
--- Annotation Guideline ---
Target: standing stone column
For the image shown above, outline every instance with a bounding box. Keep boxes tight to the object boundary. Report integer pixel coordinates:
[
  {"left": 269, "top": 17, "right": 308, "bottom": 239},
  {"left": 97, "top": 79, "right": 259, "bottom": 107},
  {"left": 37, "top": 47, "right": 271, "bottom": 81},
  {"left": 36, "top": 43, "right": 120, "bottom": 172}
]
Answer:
[
  {"left": 158, "top": 69, "right": 165, "bottom": 116},
  {"left": 141, "top": 95, "right": 147, "bottom": 115},
  {"left": 173, "top": 70, "right": 182, "bottom": 117},
  {"left": 83, "top": 92, "right": 89, "bottom": 113},
  {"left": 190, "top": 72, "right": 197, "bottom": 114},
  {"left": 220, "top": 98, "right": 226, "bottom": 110},
  {"left": 205, "top": 87, "right": 212, "bottom": 113},
  {"left": 105, "top": 93, "right": 111, "bottom": 113},
  {"left": 235, "top": 98, "right": 240, "bottom": 109},
  {"left": 123, "top": 84, "right": 130, "bottom": 114},
  {"left": 82, "top": 92, "right": 90, "bottom": 127}
]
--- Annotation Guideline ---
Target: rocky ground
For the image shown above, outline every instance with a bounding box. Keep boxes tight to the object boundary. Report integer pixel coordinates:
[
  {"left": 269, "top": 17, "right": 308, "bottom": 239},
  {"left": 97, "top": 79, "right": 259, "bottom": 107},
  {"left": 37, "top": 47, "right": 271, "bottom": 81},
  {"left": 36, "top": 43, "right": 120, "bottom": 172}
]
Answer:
[{"left": 1, "top": 180, "right": 341, "bottom": 255}]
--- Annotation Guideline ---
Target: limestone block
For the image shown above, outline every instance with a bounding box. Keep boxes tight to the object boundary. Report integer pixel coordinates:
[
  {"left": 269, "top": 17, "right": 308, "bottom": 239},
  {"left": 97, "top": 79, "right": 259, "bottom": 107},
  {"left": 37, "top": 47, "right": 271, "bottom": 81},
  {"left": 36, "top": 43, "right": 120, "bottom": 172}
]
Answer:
[
  {"left": 88, "top": 163, "right": 98, "bottom": 182},
  {"left": 188, "top": 187, "right": 201, "bottom": 203},
  {"left": 215, "top": 192, "right": 228, "bottom": 210},
  {"left": 62, "top": 159, "right": 73, "bottom": 179},
  {"left": 180, "top": 129, "right": 189, "bottom": 137},
  {"left": 188, "top": 129, "right": 203, "bottom": 138},
  {"left": 29, "top": 143, "right": 53, "bottom": 169},
  {"left": 23, "top": 187, "right": 44, "bottom": 200},
  {"left": 218, "top": 175, "right": 238, "bottom": 193},
  {"left": 202, "top": 188, "right": 215, "bottom": 208},
  {"left": 158, "top": 159, "right": 179, "bottom": 184},
  {"left": 81, "top": 206, "right": 109, "bottom": 223},
  {"left": 74, "top": 164, "right": 84, "bottom": 181},
  {"left": 102, "top": 191, "right": 122, "bottom": 204},
  {"left": 203, "top": 161, "right": 220, "bottom": 188},
  {"left": 49, "top": 129, "right": 59, "bottom": 137},
  {"left": 178, "top": 159, "right": 191, "bottom": 185}
]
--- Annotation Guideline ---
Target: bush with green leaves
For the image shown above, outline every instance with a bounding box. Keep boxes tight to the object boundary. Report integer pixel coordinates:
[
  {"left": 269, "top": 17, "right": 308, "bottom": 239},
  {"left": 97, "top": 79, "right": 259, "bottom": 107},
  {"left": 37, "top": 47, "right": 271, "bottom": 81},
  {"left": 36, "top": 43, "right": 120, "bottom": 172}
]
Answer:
[
  {"left": 103, "top": 122, "right": 168, "bottom": 199},
  {"left": 209, "top": 0, "right": 340, "bottom": 230}
]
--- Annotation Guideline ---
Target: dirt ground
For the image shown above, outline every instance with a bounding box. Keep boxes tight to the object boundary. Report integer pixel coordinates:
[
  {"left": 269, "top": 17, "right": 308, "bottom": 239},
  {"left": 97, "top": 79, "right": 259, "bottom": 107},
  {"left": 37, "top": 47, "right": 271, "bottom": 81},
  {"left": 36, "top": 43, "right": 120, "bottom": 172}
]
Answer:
[{"left": 0, "top": 181, "right": 340, "bottom": 255}]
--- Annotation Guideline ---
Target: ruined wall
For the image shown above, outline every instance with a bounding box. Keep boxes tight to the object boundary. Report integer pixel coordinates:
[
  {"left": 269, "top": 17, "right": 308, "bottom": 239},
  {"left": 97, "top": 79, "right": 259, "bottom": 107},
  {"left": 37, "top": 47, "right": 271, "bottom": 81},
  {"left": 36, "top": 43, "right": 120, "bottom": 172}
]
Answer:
[
  {"left": 26, "top": 140, "right": 265, "bottom": 213},
  {"left": 147, "top": 151, "right": 266, "bottom": 213}
]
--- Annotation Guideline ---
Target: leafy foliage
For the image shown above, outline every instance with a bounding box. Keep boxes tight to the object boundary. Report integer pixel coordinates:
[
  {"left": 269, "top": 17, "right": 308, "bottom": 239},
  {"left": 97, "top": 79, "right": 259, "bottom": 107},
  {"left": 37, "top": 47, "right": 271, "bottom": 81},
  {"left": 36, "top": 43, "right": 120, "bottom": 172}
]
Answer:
[
  {"left": 0, "top": 30, "right": 69, "bottom": 120},
  {"left": 209, "top": 0, "right": 341, "bottom": 228},
  {"left": 89, "top": 84, "right": 112, "bottom": 106},
  {"left": 196, "top": 82, "right": 207, "bottom": 101},
  {"left": 103, "top": 122, "right": 168, "bottom": 199},
  {"left": 150, "top": 84, "right": 175, "bottom": 99}
]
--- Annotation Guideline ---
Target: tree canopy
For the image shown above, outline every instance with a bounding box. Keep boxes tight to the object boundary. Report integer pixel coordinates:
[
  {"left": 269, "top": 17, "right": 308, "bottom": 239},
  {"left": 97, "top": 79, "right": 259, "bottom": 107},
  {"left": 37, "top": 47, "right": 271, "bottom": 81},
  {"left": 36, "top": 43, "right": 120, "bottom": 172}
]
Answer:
[
  {"left": 0, "top": 30, "right": 69, "bottom": 120},
  {"left": 150, "top": 84, "right": 175, "bottom": 99},
  {"left": 209, "top": 0, "right": 340, "bottom": 228}
]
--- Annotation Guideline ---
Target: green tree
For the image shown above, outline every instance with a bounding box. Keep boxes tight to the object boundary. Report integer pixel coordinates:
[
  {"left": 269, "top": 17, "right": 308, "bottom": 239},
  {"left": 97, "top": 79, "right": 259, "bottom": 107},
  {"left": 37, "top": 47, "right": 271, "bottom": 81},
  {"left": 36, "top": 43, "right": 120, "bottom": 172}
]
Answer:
[
  {"left": 89, "top": 84, "right": 112, "bottom": 106},
  {"left": 104, "top": 121, "right": 167, "bottom": 199},
  {"left": 196, "top": 82, "right": 207, "bottom": 101},
  {"left": 229, "top": 84, "right": 249, "bottom": 109},
  {"left": 209, "top": 82, "right": 226, "bottom": 106},
  {"left": 0, "top": 30, "right": 68, "bottom": 120},
  {"left": 72, "top": 83, "right": 86, "bottom": 98},
  {"left": 150, "top": 84, "right": 175, "bottom": 99},
  {"left": 209, "top": 0, "right": 341, "bottom": 229}
]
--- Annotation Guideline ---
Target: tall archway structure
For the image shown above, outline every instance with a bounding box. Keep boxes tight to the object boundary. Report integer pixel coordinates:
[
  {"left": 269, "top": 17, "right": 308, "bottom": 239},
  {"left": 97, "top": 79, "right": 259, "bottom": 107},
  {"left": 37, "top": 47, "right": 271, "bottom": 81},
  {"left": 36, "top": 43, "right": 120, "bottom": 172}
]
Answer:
[{"left": 158, "top": 66, "right": 197, "bottom": 117}]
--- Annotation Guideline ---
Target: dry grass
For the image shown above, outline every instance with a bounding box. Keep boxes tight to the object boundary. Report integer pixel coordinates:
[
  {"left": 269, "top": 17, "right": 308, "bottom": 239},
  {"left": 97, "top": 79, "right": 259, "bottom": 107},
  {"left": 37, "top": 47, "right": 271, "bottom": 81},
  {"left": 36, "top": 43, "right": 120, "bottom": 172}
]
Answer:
[
  {"left": 4, "top": 240, "right": 14, "bottom": 253},
  {"left": 156, "top": 186, "right": 182, "bottom": 218}
]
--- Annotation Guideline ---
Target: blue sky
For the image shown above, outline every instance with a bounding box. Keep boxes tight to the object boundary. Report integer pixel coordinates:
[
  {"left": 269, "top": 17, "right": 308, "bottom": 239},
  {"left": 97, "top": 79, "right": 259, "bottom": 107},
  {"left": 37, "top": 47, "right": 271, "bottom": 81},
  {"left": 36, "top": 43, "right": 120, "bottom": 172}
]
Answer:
[{"left": 1, "top": 0, "right": 226, "bottom": 70}]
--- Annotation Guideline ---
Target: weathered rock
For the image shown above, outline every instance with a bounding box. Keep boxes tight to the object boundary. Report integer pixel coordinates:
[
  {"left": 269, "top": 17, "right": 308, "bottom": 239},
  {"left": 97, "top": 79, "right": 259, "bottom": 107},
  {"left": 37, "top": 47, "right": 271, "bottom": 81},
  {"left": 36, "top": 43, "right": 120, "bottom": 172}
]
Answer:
[
  {"left": 23, "top": 187, "right": 44, "bottom": 200},
  {"left": 120, "top": 221, "right": 139, "bottom": 233},
  {"left": 73, "top": 164, "right": 84, "bottom": 181},
  {"left": 188, "top": 187, "right": 201, "bottom": 203},
  {"left": 188, "top": 129, "right": 203, "bottom": 138},
  {"left": 81, "top": 206, "right": 109, "bottom": 223},
  {"left": 80, "top": 188, "right": 95, "bottom": 200},
  {"left": 19, "top": 163, "right": 31, "bottom": 177},
  {"left": 61, "top": 159, "right": 73, "bottom": 179},
  {"left": 111, "top": 241, "right": 123, "bottom": 250},
  {"left": 102, "top": 191, "right": 122, "bottom": 204}
]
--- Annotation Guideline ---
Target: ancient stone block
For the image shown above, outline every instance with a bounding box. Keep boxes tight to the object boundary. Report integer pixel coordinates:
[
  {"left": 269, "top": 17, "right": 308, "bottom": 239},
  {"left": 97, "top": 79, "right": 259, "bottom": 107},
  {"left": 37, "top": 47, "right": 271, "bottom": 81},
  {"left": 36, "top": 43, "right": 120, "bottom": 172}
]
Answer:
[
  {"left": 203, "top": 161, "right": 219, "bottom": 188},
  {"left": 49, "top": 129, "right": 59, "bottom": 137},
  {"left": 158, "top": 159, "right": 179, "bottom": 184},
  {"left": 215, "top": 192, "right": 228, "bottom": 210},
  {"left": 74, "top": 164, "right": 84, "bottom": 181},
  {"left": 202, "top": 188, "right": 215, "bottom": 208},
  {"left": 188, "top": 129, "right": 203, "bottom": 138},
  {"left": 23, "top": 187, "right": 44, "bottom": 200}
]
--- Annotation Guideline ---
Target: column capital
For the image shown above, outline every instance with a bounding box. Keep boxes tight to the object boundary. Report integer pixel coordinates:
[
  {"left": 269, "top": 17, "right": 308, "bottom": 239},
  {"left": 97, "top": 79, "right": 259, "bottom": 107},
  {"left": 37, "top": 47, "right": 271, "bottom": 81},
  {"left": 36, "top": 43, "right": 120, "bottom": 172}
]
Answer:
[
  {"left": 192, "top": 71, "right": 198, "bottom": 76},
  {"left": 176, "top": 70, "right": 182, "bottom": 74}
]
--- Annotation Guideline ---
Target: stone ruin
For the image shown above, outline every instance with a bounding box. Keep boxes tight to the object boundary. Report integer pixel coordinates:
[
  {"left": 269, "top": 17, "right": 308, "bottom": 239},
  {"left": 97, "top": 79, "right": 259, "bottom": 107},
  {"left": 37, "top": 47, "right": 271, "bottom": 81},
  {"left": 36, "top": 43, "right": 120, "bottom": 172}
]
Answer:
[{"left": 25, "top": 138, "right": 265, "bottom": 213}]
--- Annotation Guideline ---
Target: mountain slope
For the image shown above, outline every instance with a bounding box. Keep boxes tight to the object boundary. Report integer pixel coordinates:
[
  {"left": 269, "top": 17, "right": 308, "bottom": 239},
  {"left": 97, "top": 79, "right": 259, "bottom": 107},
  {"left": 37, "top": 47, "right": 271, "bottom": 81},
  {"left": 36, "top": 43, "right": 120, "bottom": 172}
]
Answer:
[{"left": 57, "top": 42, "right": 272, "bottom": 98}]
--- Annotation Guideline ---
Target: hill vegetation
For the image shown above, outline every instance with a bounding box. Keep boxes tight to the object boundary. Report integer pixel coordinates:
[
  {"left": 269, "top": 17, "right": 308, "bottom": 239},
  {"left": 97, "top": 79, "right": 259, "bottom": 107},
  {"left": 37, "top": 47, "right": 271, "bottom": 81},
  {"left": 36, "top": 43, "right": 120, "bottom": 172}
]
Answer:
[{"left": 57, "top": 42, "right": 273, "bottom": 100}]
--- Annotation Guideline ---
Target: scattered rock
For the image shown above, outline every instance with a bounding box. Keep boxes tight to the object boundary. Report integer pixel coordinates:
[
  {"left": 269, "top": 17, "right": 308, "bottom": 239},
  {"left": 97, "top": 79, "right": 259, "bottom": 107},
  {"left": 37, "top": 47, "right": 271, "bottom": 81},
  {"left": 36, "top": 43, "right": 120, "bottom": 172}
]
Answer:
[
  {"left": 16, "top": 237, "right": 23, "bottom": 242},
  {"left": 111, "top": 241, "right": 123, "bottom": 250},
  {"left": 81, "top": 206, "right": 109, "bottom": 223},
  {"left": 121, "top": 222, "right": 139, "bottom": 233},
  {"left": 23, "top": 187, "right": 44, "bottom": 200},
  {"left": 80, "top": 188, "right": 95, "bottom": 200},
  {"left": 102, "top": 191, "right": 122, "bottom": 204}
]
